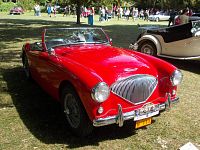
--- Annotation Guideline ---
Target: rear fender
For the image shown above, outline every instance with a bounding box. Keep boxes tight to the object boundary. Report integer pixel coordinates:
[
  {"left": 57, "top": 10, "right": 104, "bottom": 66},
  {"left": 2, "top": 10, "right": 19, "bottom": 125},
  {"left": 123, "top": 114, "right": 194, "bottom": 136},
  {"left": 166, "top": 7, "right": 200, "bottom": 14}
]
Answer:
[{"left": 138, "top": 35, "right": 162, "bottom": 55}]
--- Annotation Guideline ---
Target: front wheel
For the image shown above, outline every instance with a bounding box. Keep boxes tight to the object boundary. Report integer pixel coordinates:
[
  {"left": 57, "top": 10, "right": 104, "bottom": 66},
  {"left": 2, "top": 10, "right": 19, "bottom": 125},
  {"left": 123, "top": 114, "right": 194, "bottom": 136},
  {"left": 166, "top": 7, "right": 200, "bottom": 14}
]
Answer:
[
  {"left": 138, "top": 42, "right": 157, "bottom": 56},
  {"left": 61, "top": 86, "right": 93, "bottom": 137}
]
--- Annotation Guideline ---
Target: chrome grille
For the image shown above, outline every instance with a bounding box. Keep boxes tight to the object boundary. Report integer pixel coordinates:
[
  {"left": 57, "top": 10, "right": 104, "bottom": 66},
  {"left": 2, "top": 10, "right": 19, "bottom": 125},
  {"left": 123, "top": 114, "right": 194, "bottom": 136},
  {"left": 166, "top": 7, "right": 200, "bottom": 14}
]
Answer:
[{"left": 111, "top": 75, "right": 157, "bottom": 104}]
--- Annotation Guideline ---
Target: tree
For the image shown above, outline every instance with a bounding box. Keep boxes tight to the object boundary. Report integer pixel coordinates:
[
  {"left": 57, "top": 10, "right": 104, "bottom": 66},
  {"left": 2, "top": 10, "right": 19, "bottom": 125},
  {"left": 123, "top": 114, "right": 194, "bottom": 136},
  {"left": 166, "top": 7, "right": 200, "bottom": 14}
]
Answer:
[{"left": 70, "top": 0, "right": 101, "bottom": 24}]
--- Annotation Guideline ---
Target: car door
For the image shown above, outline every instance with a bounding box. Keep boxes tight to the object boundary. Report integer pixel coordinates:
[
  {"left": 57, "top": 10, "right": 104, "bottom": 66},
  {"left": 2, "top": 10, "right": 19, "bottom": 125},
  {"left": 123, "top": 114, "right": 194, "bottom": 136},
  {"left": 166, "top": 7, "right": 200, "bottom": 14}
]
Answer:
[
  {"left": 28, "top": 43, "right": 64, "bottom": 99},
  {"left": 27, "top": 42, "right": 44, "bottom": 80},
  {"left": 37, "top": 50, "right": 65, "bottom": 99}
]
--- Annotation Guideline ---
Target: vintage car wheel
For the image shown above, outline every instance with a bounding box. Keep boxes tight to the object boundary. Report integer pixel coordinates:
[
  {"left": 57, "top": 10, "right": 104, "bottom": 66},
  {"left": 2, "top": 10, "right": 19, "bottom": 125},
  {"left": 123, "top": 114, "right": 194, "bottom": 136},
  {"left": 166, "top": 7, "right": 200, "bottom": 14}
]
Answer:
[
  {"left": 22, "top": 53, "right": 32, "bottom": 80},
  {"left": 156, "top": 17, "right": 159, "bottom": 22},
  {"left": 139, "top": 42, "right": 157, "bottom": 56},
  {"left": 62, "top": 86, "right": 93, "bottom": 137}
]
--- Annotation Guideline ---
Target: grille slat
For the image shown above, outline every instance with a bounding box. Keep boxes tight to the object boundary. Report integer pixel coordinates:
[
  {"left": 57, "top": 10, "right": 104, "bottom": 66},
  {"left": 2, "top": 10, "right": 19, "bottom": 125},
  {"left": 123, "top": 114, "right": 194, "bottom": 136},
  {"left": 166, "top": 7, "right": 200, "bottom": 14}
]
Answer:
[{"left": 111, "top": 75, "right": 158, "bottom": 104}]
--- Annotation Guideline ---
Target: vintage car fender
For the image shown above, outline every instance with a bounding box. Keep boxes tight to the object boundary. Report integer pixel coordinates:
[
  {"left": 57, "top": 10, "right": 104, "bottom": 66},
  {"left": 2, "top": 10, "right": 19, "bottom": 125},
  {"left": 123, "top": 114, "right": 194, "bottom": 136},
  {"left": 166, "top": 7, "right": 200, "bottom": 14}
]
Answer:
[{"left": 137, "top": 34, "right": 162, "bottom": 55}]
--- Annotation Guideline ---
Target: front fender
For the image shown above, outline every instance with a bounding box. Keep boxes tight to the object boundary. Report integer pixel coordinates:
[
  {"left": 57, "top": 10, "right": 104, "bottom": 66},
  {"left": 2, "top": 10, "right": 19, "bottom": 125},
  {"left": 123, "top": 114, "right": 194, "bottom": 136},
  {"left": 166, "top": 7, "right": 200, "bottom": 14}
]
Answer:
[{"left": 137, "top": 34, "right": 162, "bottom": 55}]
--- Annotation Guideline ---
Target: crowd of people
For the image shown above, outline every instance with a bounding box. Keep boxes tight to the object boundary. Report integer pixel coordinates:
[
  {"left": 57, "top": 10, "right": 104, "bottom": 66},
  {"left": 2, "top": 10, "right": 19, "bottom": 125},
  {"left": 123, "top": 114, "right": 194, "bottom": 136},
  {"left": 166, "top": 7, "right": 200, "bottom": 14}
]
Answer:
[{"left": 32, "top": 3, "right": 194, "bottom": 27}]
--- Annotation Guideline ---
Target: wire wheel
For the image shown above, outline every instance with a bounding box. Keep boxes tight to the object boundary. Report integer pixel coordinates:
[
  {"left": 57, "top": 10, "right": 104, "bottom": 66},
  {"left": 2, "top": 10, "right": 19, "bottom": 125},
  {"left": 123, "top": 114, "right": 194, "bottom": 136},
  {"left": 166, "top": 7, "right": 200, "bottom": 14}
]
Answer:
[
  {"left": 64, "top": 93, "right": 81, "bottom": 129},
  {"left": 23, "top": 54, "right": 31, "bottom": 79},
  {"left": 139, "top": 42, "right": 157, "bottom": 56},
  {"left": 61, "top": 86, "right": 93, "bottom": 137}
]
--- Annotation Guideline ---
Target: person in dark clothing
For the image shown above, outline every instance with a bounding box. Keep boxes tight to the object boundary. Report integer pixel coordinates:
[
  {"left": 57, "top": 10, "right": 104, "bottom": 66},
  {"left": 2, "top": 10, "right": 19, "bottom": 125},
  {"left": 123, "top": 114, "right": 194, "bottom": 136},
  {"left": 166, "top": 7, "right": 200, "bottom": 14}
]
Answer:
[{"left": 168, "top": 9, "right": 176, "bottom": 26}]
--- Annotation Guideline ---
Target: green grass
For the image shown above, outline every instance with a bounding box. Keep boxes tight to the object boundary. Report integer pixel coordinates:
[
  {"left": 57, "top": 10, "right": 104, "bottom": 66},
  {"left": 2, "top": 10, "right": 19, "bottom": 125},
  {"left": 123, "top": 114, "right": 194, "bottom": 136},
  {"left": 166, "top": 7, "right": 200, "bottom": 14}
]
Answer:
[{"left": 0, "top": 12, "right": 200, "bottom": 150}]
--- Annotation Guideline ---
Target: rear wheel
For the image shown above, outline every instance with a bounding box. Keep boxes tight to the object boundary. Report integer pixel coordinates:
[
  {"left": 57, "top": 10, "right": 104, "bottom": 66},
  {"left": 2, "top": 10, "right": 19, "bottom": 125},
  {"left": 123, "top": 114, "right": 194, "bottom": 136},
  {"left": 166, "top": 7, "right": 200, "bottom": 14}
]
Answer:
[
  {"left": 139, "top": 41, "right": 157, "bottom": 56},
  {"left": 61, "top": 86, "right": 93, "bottom": 137},
  {"left": 22, "top": 53, "right": 32, "bottom": 80}
]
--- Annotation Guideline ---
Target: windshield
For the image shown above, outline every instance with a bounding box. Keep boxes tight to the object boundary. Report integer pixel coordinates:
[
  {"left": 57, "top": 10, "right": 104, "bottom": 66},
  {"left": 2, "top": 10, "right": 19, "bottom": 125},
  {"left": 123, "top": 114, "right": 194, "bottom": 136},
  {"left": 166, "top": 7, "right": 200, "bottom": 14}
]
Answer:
[
  {"left": 44, "top": 28, "right": 110, "bottom": 49},
  {"left": 192, "top": 20, "right": 200, "bottom": 29}
]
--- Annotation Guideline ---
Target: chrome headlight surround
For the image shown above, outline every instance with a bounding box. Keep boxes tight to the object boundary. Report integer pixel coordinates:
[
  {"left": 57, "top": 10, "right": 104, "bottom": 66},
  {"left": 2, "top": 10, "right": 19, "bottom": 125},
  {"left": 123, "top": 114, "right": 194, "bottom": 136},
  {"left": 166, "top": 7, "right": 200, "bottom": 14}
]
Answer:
[
  {"left": 91, "top": 82, "right": 110, "bottom": 103},
  {"left": 170, "top": 70, "right": 183, "bottom": 86}
]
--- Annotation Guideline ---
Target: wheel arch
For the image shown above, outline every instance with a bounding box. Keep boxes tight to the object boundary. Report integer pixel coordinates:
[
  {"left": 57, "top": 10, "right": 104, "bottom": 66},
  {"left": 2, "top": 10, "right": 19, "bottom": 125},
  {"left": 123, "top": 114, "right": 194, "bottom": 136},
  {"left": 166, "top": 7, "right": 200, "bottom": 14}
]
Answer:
[
  {"left": 59, "top": 80, "right": 75, "bottom": 102},
  {"left": 137, "top": 35, "right": 162, "bottom": 55}
]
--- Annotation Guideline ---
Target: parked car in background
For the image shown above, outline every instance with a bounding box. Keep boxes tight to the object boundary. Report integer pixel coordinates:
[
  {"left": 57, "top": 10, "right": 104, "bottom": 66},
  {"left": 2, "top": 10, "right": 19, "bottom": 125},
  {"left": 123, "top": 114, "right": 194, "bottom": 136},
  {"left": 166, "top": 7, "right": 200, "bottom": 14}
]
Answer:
[
  {"left": 148, "top": 12, "right": 170, "bottom": 22},
  {"left": 189, "top": 13, "right": 200, "bottom": 21},
  {"left": 22, "top": 27, "right": 182, "bottom": 136},
  {"left": 10, "top": 6, "right": 24, "bottom": 15},
  {"left": 130, "top": 20, "right": 200, "bottom": 60}
]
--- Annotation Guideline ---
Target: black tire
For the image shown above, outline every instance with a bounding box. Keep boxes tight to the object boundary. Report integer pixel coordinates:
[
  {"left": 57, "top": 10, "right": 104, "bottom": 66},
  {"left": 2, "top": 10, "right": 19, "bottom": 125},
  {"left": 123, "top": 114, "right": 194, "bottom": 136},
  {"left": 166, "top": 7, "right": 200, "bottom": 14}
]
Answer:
[
  {"left": 61, "top": 86, "right": 93, "bottom": 137},
  {"left": 22, "top": 53, "right": 32, "bottom": 80},
  {"left": 138, "top": 41, "right": 157, "bottom": 56}
]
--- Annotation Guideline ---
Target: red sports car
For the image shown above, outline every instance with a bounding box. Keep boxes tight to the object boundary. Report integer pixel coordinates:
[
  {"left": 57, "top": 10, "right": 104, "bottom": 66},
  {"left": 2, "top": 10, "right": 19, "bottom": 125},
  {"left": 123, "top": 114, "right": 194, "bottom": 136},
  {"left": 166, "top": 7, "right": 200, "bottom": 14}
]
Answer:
[
  {"left": 10, "top": 6, "right": 24, "bottom": 15},
  {"left": 21, "top": 28, "right": 183, "bottom": 136}
]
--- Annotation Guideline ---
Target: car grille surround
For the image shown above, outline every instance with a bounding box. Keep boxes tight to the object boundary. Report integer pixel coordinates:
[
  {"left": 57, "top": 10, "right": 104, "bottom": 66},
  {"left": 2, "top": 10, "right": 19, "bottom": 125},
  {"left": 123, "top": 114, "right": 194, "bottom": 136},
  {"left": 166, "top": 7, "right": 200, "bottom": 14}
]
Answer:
[{"left": 110, "top": 74, "right": 158, "bottom": 104}]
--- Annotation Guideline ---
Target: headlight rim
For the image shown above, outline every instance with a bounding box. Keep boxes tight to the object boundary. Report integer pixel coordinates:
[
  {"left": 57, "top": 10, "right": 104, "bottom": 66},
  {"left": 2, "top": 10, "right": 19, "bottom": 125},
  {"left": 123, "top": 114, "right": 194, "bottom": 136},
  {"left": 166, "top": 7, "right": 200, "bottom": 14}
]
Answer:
[
  {"left": 91, "top": 82, "right": 110, "bottom": 103},
  {"left": 170, "top": 69, "right": 183, "bottom": 86}
]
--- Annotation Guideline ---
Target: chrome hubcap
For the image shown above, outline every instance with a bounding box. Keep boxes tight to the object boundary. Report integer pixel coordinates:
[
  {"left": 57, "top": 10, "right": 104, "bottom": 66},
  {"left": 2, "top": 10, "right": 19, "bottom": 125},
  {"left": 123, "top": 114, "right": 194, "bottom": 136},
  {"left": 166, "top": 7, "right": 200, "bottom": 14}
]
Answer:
[{"left": 142, "top": 45, "right": 154, "bottom": 55}]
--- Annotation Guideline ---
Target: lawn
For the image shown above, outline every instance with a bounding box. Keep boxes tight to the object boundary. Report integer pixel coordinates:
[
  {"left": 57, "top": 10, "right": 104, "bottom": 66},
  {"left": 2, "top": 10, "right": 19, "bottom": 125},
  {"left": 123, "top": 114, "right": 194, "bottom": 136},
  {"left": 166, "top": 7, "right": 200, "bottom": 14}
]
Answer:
[{"left": 0, "top": 12, "right": 200, "bottom": 150}]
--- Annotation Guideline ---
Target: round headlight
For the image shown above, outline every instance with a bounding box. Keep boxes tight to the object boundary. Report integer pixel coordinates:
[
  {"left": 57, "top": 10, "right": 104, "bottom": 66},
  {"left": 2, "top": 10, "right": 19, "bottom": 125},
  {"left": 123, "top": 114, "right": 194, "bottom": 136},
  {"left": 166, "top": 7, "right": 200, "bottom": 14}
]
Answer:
[
  {"left": 171, "top": 70, "right": 183, "bottom": 86},
  {"left": 91, "top": 82, "right": 110, "bottom": 103}
]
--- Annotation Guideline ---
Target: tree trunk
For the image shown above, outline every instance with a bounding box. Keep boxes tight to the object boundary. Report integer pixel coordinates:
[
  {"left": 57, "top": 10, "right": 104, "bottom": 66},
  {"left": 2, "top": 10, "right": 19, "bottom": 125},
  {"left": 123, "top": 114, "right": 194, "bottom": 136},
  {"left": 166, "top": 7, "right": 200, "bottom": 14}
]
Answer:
[
  {"left": 76, "top": 0, "right": 81, "bottom": 24},
  {"left": 118, "top": 0, "right": 120, "bottom": 6}
]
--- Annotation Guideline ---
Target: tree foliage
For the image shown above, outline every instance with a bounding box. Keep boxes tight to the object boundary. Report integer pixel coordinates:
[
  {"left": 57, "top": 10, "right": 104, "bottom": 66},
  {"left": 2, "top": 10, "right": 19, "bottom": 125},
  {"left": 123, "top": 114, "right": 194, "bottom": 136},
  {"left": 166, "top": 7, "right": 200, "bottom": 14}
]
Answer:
[{"left": 17, "top": 0, "right": 35, "bottom": 10}]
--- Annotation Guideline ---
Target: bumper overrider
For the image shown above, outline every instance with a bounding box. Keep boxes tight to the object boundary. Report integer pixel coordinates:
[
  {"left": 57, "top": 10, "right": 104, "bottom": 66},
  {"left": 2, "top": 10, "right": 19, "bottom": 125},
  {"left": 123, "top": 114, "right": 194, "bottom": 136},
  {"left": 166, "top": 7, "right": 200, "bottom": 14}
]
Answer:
[{"left": 93, "top": 95, "right": 179, "bottom": 127}]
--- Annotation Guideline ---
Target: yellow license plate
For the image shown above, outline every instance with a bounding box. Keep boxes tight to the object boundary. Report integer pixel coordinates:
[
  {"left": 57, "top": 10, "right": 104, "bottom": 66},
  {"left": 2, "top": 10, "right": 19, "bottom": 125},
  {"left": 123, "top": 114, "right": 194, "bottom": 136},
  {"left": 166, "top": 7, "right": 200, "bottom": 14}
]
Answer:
[{"left": 135, "top": 118, "right": 152, "bottom": 129}]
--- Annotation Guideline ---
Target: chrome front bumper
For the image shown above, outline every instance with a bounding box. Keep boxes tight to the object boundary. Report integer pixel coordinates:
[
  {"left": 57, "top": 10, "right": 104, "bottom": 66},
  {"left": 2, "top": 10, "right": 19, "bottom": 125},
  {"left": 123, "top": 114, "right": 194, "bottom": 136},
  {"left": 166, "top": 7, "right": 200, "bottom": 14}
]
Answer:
[{"left": 93, "top": 96, "right": 179, "bottom": 127}]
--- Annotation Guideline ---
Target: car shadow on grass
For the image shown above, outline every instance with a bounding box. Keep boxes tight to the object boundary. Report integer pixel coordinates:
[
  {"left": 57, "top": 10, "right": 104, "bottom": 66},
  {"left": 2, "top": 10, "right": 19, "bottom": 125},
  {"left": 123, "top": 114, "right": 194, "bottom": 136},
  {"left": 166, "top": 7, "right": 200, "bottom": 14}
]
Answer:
[{"left": 2, "top": 67, "right": 136, "bottom": 148}]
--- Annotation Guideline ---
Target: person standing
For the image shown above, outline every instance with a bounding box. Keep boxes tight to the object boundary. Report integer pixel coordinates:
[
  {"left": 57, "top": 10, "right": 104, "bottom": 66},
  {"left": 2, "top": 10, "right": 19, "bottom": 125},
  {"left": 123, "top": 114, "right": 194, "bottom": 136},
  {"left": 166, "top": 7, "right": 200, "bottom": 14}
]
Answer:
[
  {"left": 88, "top": 7, "right": 94, "bottom": 25},
  {"left": 125, "top": 8, "right": 130, "bottom": 20},
  {"left": 179, "top": 8, "right": 189, "bottom": 24},
  {"left": 144, "top": 9, "right": 149, "bottom": 21},
  {"left": 47, "top": 4, "right": 52, "bottom": 17},
  {"left": 63, "top": 5, "right": 68, "bottom": 17},
  {"left": 105, "top": 7, "right": 109, "bottom": 21},
  {"left": 101, "top": 6, "right": 105, "bottom": 21},
  {"left": 53, "top": 5, "right": 57, "bottom": 17},
  {"left": 132, "top": 7, "right": 138, "bottom": 21},
  {"left": 168, "top": 9, "right": 176, "bottom": 26}
]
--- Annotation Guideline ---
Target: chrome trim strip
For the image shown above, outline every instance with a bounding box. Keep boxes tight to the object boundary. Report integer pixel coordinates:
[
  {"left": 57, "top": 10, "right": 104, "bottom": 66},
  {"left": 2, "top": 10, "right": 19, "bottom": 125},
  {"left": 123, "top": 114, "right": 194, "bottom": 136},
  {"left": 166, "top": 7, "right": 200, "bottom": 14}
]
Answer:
[{"left": 93, "top": 97, "right": 179, "bottom": 127}]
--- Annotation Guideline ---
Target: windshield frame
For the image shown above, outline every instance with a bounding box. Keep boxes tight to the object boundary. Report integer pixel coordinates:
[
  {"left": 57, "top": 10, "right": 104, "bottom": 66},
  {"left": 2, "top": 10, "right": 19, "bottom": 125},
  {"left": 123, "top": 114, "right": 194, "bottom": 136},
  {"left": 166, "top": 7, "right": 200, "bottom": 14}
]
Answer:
[{"left": 43, "top": 27, "right": 111, "bottom": 50}]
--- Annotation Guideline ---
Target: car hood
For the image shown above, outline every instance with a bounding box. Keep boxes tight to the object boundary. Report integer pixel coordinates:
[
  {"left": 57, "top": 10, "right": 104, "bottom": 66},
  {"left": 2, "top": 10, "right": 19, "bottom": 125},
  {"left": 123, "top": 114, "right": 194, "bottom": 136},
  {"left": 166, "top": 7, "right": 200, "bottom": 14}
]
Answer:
[{"left": 55, "top": 45, "right": 157, "bottom": 84}]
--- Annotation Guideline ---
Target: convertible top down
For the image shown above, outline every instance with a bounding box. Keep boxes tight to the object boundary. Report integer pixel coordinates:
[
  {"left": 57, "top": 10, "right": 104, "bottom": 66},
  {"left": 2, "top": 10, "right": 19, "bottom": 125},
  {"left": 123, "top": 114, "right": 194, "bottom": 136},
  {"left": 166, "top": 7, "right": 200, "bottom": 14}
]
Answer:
[{"left": 22, "top": 27, "right": 182, "bottom": 136}]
